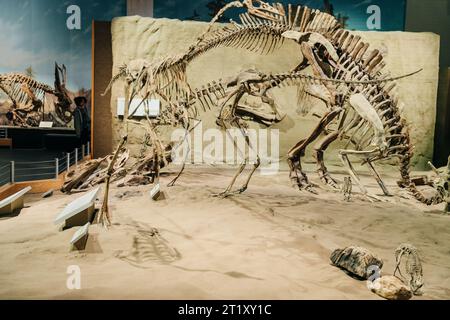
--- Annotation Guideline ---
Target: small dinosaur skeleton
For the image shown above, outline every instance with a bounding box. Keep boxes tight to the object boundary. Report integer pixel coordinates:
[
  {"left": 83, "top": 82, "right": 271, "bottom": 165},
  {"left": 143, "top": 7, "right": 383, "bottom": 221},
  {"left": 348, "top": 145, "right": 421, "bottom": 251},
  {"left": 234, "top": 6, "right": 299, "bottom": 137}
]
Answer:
[
  {"left": 342, "top": 176, "right": 352, "bottom": 202},
  {"left": 394, "top": 243, "right": 424, "bottom": 295}
]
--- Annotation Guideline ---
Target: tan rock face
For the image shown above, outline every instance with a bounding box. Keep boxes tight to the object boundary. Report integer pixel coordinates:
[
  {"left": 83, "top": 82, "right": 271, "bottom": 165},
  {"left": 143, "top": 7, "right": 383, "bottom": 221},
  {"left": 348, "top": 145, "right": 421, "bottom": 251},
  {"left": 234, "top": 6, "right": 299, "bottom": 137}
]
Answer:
[
  {"left": 370, "top": 275, "right": 413, "bottom": 300},
  {"left": 109, "top": 17, "right": 440, "bottom": 170}
]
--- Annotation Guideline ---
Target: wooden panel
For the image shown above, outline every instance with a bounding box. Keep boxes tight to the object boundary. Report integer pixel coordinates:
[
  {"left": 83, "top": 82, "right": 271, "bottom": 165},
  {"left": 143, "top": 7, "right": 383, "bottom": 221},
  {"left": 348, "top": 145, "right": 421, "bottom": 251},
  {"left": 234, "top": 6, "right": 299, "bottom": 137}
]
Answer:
[
  {"left": 0, "top": 139, "right": 12, "bottom": 148},
  {"left": 0, "top": 180, "right": 62, "bottom": 199},
  {"left": 92, "top": 21, "right": 113, "bottom": 158}
]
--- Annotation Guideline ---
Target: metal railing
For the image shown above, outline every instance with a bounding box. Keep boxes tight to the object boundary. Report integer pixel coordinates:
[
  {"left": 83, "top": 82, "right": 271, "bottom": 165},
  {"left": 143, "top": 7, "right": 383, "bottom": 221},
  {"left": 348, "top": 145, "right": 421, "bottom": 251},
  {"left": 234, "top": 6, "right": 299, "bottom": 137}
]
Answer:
[
  {"left": 0, "top": 142, "right": 90, "bottom": 187},
  {"left": 0, "top": 163, "right": 11, "bottom": 186},
  {"left": 0, "top": 128, "right": 7, "bottom": 139}
]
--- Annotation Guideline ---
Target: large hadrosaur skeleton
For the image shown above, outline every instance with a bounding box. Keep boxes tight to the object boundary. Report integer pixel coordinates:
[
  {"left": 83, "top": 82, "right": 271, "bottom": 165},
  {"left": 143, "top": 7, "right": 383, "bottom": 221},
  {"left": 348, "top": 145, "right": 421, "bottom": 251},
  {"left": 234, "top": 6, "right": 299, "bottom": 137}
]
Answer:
[
  {"left": 0, "top": 63, "right": 75, "bottom": 127},
  {"left": 73, "top": 1, "right": 443, "bottom": 226}
]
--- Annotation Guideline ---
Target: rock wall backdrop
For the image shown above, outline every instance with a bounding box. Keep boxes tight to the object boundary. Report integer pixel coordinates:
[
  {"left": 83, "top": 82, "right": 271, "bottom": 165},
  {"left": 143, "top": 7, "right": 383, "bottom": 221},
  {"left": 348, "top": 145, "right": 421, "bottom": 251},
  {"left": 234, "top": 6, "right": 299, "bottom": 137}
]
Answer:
[{"left": 108, "top": 16, "right": 440, "bottom": 170}]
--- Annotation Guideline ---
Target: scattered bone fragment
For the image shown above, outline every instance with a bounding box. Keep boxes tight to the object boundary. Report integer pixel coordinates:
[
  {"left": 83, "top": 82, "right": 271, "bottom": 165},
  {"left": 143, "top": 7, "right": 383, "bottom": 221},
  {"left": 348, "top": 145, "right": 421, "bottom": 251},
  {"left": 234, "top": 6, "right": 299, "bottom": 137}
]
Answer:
[{"left": 42, "top": 189, "right": 54, "bottom": 198}]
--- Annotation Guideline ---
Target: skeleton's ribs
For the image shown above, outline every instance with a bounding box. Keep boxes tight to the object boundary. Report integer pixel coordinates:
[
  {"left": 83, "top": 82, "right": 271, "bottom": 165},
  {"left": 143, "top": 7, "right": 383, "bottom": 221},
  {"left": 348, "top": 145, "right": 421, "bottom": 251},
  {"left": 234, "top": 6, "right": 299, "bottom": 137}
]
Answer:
[{"left": 298, "top": 42, "right": 336, "bottom": 105}]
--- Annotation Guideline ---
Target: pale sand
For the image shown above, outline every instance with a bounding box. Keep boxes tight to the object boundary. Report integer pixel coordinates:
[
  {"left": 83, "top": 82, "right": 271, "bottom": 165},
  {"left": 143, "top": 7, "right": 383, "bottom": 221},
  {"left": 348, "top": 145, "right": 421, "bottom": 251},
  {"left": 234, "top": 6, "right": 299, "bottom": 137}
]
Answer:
[{"left": 0, "top": 166, "right": 449, "bottom": 300}]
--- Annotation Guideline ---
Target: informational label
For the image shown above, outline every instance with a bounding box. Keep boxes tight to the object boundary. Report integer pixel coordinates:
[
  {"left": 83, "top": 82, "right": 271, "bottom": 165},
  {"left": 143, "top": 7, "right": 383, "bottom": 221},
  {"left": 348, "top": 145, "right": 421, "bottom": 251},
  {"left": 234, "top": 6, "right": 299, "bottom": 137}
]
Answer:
[
  {"left": 39, "top": 121, "right": 54, "bottom": 128},
  {"left": 117, "top": 98, "right": 160, "bottom": 118}
]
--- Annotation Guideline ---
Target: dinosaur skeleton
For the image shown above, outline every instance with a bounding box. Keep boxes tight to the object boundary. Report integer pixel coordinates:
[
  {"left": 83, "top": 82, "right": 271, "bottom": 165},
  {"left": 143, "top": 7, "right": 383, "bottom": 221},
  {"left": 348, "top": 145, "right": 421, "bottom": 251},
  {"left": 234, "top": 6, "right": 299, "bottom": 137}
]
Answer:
[
  {"left": 201, "top": 68, "right": 422, "bottom": 197},
  {"left": 394, "top": 243, "right": 424, "bottom": 295},
  {"left": 93, "top": 67, "right": 417, "bottom": 199},
  {"left": 0, "top": 63, "right": 75, "bottom": 127},
  {"left": 279, "top": 27, "right": 441, "bottom": 204},
  {"left": 189, "top": 1, "right": 440, "bottom": 203},
  {"left": 98, "top": 1, "right": 440, "bottom": 206},
  {"left": 0, "top": 73, "right": 54, "bottom": 126},
  {"left": 62, "top": 69, "right": 284, "bottom": 194},
  {"left": 102, "top": 1, "right": 338, "bottom": 103}
]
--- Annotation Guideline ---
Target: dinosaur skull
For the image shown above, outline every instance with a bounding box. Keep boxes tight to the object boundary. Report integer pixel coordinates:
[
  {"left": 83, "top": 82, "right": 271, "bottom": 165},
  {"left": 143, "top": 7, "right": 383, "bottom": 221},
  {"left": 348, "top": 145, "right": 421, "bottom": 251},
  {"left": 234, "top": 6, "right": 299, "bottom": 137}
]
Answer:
[
  {"left": 242, "top": 0, "right": 284, "bottom": 21},
  {"left": 126, "top": 59, "right": 149, "bottom": 83},
  {"left": 410, "top": 275, "right": 424, "bottom": 295},
  {"left": 54, "top": 62, "right": 76, "bottom": 122},
  {"left": 282, "top": 31, "right": 339, "bottom": 62}
]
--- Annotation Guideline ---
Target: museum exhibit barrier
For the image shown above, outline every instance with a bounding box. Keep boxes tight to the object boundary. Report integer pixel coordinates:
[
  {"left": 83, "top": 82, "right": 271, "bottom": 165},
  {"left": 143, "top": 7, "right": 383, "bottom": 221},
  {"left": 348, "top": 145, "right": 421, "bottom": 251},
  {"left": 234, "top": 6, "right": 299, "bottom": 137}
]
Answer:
[
  {"left": 54, "top": 187, "right": 100, "bottom": 228},
  {"left": 70, "top": 222, "right": 90, "bottom": 251},
  {"left": 0, "top": 128, "right": 12, "bottom": 149},
  {"left": 0, "top": 163, "right": 11, "bottom": 187},
  {"left": 0, "top": 143, "right": 90, "bottom": 187},
  {"left": 0, "top": 186, "right": 32, "bottom": 215}
]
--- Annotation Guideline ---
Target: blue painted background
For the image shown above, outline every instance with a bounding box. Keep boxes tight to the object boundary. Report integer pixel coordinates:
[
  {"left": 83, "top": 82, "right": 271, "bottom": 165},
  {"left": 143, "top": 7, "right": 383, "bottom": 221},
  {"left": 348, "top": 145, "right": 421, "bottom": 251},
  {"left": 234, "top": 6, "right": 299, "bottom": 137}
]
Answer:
[
  {"left": 0, "top": 0, "right": 126, "bottom": 92},
  {"left": 0, "top": 0, "right": 406, "bottom": 93},
  {"left": 154, "top": 0, "right": 406, "bottom": 31}
]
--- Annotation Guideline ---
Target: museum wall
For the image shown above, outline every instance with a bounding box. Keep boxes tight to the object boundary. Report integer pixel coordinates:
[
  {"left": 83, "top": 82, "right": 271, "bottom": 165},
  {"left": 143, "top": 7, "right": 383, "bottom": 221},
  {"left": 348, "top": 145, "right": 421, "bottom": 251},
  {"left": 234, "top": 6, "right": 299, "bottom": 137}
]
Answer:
[
  {"left": 108, "top": 16, "right": 440, "bottom": 170},
  {"left": 405, "top": 0, "right": 450, "bottom": 167}
]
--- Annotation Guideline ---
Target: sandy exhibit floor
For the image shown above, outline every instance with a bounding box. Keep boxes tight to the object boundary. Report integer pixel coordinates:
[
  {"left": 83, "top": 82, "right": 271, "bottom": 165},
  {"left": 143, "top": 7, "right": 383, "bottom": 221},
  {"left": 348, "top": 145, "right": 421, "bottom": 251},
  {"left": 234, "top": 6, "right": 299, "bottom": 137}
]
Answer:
[{"left": 0, "top": 165, "right": 449, "bottom": 300}]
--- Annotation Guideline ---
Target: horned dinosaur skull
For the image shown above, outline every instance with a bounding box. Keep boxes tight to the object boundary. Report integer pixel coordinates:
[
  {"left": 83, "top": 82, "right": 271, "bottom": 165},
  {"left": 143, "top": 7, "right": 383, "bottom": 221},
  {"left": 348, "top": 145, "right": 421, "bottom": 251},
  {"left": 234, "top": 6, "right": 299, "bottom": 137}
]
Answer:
[
  {"left": 242, "top": 0, "right": 284, "bottom": 21},
  {"left": 54, "top": 62, "right": 76, "bottom": 124}
]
